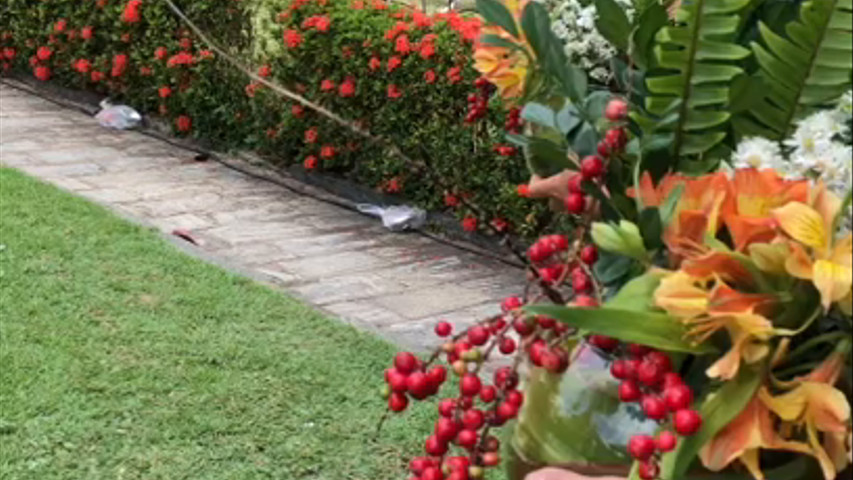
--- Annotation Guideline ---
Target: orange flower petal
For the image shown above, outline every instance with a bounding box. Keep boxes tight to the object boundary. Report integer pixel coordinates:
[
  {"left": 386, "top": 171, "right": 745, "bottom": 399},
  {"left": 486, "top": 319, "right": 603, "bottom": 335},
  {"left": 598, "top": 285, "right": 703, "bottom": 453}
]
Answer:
[
  {"left": 813, "top": 259, "right": 853, "bottom": 310},
  {"left": 784, "top": 242, "right": 814, "bottom": 280},
  {"left": 772, "top": 202, "right": 828, "bottom": 251}
]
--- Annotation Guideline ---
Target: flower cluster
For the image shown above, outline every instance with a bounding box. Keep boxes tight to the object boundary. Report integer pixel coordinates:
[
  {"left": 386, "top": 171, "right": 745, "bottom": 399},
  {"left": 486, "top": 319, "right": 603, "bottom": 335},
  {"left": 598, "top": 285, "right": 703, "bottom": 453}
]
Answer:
[{"left": 547, "top": 0, "right": 632, "bottom": 83}]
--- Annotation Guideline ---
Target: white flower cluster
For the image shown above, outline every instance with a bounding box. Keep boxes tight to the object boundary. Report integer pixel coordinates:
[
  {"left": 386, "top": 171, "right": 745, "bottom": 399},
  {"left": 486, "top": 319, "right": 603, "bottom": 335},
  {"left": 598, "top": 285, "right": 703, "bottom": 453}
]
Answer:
[
  {"left": 547, "top": 0, "right": 632, "bottom": 83},
  {"left": 733, "top": 93, "right": 853, "bottom": 233}
]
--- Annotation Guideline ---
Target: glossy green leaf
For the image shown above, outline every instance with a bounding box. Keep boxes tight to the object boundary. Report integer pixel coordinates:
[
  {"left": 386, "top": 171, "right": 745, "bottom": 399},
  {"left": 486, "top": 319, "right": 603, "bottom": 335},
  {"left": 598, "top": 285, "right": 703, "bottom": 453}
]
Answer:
[
  {"left": 570, "top": 122, "right": 598, "bottom": 158},
  {"left": 593, "top": 252, "right": 635, "bottom": 285},
  {"left": 476, "top": 0, "right": 520, "bottom": 38},
  {"left": 595, "top": 0, "right": 631, "bottom": 51},
  {"left": 639, "top": 207, "right": 663, "bottom": 249},
  {"left": 525, "top": 304, "right": 716, "bottom": 354},
  {"left": 630, "top": 2, "right": 668, "bottom": 70},
  {"left": 606, "top": 271, "right": 664, "bottom": 311},
  {"left": 521, "top": 102, "right": 558, "bottom": 129},
  {"left": 526, "top": 137, "right": 570, "bottom": 177},
  {"left": 738, "top": 1, "right": 853, "bottom": 139},
  {"left": 659, "top": 367, "right": 763, "bottom": 479}
]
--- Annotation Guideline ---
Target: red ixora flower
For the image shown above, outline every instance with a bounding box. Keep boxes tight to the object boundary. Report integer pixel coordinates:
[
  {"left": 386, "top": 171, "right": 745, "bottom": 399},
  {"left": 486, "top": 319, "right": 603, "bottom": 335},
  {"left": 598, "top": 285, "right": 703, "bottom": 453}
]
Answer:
[
  {"left": 338, "top": 79, "right": 356, "bottom": 98},
  {"left": 320, "top": 79, "right": 335, "bottom": 92},
  {"left": 154, "top": 46, "right": 168, "bottom": 60},
  {"left": 303, "top": 155, "right": 318, "bottom": 170},
  {"left": 419, "top": 42, "right": 435, "bottom": 60},
  {"left": 351, "top": 0, "right": 364, "bottom": 9},
  {"left": 447, "top": 66, "right": 462, "bottom": 84},
  {"left": 394, "top": 35, "right": 411, "bottom": 56},
  {"left": 158, "top": 86, "right": 172, "bottom": 98},
  {"left": 283, "top": 29, "right": 303, "bottom": 48},
  {"left": 444, "top": 193, "right": 459, "bottom": 207},
  {"left": 387, "top": 84, "right": 403, "bottom": 99},
  {"left": 139, "top": 66, "right": 152, "bottom": 76},
  {"left": 122, "top": 0, "right": 142, "bottom": 23},
  {"left": 302, "top": 15, "right": 331, "bottom": 32},
  {"left": 387, "top": 56, "right": 402, "bottom": 72},
  {"left": 2, "top": 47, "right": 16, "bottom": 61},
  {"left": 384, "top": 21, "right": 409, "bottom": 40},
  {"left": 304, "top": 127, "right": 319, "bottom": 144},
  {"left": 90, "top": 70, "right": 105, "bottom": 82},
  {"left": 36, "top": 46, "right": 52, "bottom": 61},
  {"left": 461, "top": 215, "right": 478, "bottom": 232},
  {"left": 54, "top": 19, "right": 67, "bottom": 33},
  {"left": 291, "top": 104, "right": 304, "bottom": 118},
  {"left": 179, "top": 37, "right": 192, "bottom": 50},
  {"left": 167, "top": 51, "right": 193, "bottom": 68},
  {"left": 385, "top": 176, "right": 403, "bottom": 194},
  {"left": 424, "top": 69, "right": 436, "bottom": 84},
  {"left": 73, "top": 58, "right": 92, "bottom": 73},
  {"left": 175, "top": 115, "right": 192, "bottom": 133},
  {"left": 368, "top": 56, "right": 381, "bottom": 72},
  {"left": 245, "top": 82, "right": 260, "bottom": 97},
  {"left": 371, "top": 0, "right": 387, "bottom": 10},
  {"left": 320, "top": 145, "right": 336, "bottom": 159},
  {"left": 33, "top": 65, "right": 51, "bottom": 81},
  {"left": 111, "top": 53, "right": 128, "bottom": 77},
  {"left": 81, "top": 26, "right": 93, "bottom": 40}
]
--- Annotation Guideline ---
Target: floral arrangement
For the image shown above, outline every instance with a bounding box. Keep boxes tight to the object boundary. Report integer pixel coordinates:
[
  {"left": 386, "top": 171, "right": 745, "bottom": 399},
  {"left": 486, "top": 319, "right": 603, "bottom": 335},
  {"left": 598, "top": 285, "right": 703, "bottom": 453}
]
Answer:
[
  {"left": 0, "top": 0, "right": 563, "bottom": 239},
  {"left": 378, "top": 0, "right": 852, "bottom": 479}
]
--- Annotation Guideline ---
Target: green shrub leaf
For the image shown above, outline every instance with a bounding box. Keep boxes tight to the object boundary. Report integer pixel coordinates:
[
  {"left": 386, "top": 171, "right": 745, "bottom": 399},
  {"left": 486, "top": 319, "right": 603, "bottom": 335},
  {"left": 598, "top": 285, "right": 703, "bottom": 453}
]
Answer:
[
  {"left": 476, "top": 0, "right": 520, "bottom": 38},
  {"left": 594, "top": 0, "right": 632, "bottom": 51}
]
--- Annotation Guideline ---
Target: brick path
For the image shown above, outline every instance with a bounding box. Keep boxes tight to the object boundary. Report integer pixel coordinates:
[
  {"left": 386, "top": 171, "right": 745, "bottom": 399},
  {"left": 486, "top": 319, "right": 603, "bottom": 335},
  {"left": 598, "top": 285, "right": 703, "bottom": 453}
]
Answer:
[{"left": 0, "top": 83, "right": 523, "bottom": 353}]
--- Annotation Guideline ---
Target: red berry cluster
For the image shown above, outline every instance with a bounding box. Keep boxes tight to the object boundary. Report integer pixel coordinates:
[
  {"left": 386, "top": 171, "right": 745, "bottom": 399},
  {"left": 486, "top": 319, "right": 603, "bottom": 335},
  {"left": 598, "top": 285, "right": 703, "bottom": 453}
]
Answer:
[
  {"left": 564, "top": 98, "right": 630, "bottom": 215},
  {"left": 503, "top": 106, "right": 521, "bottom": 134},
  {"left": 464, "top": 77, "right": 491, "bottom": 124},
  {"left": 526, "top": 234, "right": 598, "bottom": 294},
  {"left": 608, "top": 344, "right": 703, "bottom": 479}
]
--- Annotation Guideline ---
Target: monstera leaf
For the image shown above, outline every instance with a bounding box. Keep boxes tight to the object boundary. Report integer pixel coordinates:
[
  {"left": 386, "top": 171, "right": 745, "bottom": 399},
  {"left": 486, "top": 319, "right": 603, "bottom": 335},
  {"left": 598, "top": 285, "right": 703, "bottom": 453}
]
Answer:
[
  {"left": 636, "top": 0, "right": 752, "bottom": 157},
  {"left": 735, "top": 0, "right": 853, "bottom": 139}
]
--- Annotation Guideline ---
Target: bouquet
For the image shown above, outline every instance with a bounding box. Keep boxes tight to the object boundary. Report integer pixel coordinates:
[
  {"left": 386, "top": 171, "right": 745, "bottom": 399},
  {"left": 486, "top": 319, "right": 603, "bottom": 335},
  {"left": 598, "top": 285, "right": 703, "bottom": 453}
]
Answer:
[{"left": 379, "top": 1, "right": 852, "bottom": 479}]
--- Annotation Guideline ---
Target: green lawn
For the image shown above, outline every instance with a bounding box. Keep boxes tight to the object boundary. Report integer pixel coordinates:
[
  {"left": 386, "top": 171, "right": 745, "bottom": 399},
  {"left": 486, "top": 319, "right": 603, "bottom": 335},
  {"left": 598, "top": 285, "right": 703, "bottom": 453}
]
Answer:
[{"left": 0, "top": 168, "right": 436, "bottom": 479}]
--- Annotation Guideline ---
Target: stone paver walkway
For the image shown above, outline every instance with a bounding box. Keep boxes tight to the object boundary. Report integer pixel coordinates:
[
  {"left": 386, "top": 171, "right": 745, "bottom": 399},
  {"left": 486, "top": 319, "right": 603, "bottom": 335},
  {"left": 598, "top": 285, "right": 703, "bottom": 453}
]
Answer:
[{"left": 0, "top": 83, "right": 523, "bottom": 353}]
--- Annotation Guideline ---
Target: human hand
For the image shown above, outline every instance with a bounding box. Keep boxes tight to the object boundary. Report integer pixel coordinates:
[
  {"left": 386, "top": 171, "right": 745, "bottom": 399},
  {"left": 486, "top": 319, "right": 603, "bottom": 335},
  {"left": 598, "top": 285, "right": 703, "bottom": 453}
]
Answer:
[{"left": 525, "top": 467, "right": 624, "bottom": 480}]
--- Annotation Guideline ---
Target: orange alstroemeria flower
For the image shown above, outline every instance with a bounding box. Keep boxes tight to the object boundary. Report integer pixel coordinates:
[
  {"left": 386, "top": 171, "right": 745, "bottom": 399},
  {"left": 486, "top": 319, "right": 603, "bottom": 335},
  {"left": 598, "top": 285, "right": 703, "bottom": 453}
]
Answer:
[
  {"left": 722, "top": 169, "right": 809, "bottom": 252},
  {"left": 700, "top": 395, "right": 812, "bottom": 479},
  {"left": 654, "top": 274, "right": 775, "bottom": 380},
  {"left": 632, "top": 171, "right": 729, "bottom": 256},
  {"left": 759, "top": 353, "right": 852, "bottom": 479},
  {"left": 473, "top": 0, "right": 532, "bottom": 102},
  {"left": 772, "top": 184, "right": 853, "bottom": 312}
]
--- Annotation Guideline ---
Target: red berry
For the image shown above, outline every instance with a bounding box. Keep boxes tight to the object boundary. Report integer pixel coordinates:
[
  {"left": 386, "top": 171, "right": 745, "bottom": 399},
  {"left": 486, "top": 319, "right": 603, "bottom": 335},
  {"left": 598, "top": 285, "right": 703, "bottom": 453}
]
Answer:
[
  {"left": 394, "top": 352, "right": 418, "bottom": 374},
  {"left": 462, "top": 409, "right": 484, "bottom": 430},
  {"left": 542, "top": 348, "right": 569, "bottom": 373},
  {"left": 589, "top": 335, "right": 619, "bottom": 352},
  {"left": 642, "top": 395, "right": 668, "bottom": 420},
  {"left": 474, "top": 77, "right": 488, "bottom": 88},
  {"left": 496, "top": 401, "right": 518, "bottom": 421},
  {"left": 628, "top": 435, "right": 656, "bottom": 461},
  {"left": 605, "top": 128, "right": 628, "bottom": 150},
  {"left": 501, "top": 296, "right": 522, "bottom": 312},
  {"left": 638, "top": 460, "right": 660, "bottom": 480},
  {"left": 656, "top": 431, "right": 678, "bottom": 452},
  {"left": 483, "top": 452, "right": 501, "bottom": 466},
  {"left": 506, "top": 389, "right": 524, "bottom": 407},
  {"left": 467, "top": 325, "right": 490, "bottom": 346},
  {"left": 445, "top": 456, "right": 470, "bottom": 472},
  {"left": 664, "top": 384, "right": 694, "bottom": 412},
  {"left": 545, "top": 234, "right": 569, "bottom": 251},
  {"left": 388, "top": 392, "right": 408, "bottom": 412},
  {"left": 513, "top": 318, "right": 534, "bottom": 336},
  {"left": 663, "top": 372, "right": 684, "bottom": 389},
  {"left": 435, "top": 321, "right": 452, "bottom": 337},
  {"left": 438, "top": 398, "right": 456, "bottom": 417},
  {"left": 628, "top": 344, "right": 652, "bottom": 357},
  {"left": 421, "top": 466, "right": 444, "bottom": 480},
  {"left": 610, "top": 359, "right": 631, "bottom": 380},
  {"left": 407, "top": 372, "right": 431, "bottom": 399},
  {"left": 456, "top": 429, "right": 478, "bottom": 449},
  {"left": 625, "top": 358, "right": 642, "bottom": 379},
  {"left": 573, "top": 271, "right": 592, "bottom": 293},
  {"left": 425, "top": 435, "right": 448, "bottom": 456},
  {"left": 536, "top": 315, "right": 557, "bottom": 329},
  {"left": 527, "top": 242, "right": 551, "bottom": 262},
  {"left": 460, "top": 374, "right": 482, "bottom": 397},
  {"left": 674, "top": 409, "right": 703, "bottom": 435},
  {"left": 619, "top": 380, "right": 642, "bottom": 402},
  {"left": 580, "top": 155, "right": 605, "bottom": 180},
  {"left": 410, "top": 457, "right": 432, "bottom": 474},
  {"left": 597, "top": 141, "right": 612, "bottom": 158},
  {"left": 637, "top": 359, "right": 664, "bottom": 387},
  {"left": 645, "top": 351, "right": 673, "bottom": 373},
  {"left": 499, "top": 337, "right": 516, "bottom": 354},
  {"left": 494, "top": 367, "right": 519, "bottom": 389},
  {"left": 574, "top": 295, "right": 599, "bottom": 307},
  {"left": 435, "top": 417, "right": 460, "bottom": 442},
  {"left": 567, "top": 173, "right": 583, "bottom": 193},
  {"left": 388, "top": 369, "right": 409, "bottom": 393},
  {"left": 427, "top": 366, "right": 447, "bottom": 388},
  {"left": 480, "top": 385, "right": 497, "bottom": 403},
  {"left": 580, "top": 245, "right": 598, "bottom": 265},
  {"left": 605, "top": 98, "right": 628, "bottom": 121}
]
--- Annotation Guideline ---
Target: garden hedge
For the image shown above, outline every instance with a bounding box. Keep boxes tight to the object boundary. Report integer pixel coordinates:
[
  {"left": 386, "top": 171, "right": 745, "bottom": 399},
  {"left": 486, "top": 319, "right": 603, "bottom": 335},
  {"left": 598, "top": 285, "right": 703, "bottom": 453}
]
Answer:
[{"left": 0, "top": 0, "right": 557, "bottom": 239}]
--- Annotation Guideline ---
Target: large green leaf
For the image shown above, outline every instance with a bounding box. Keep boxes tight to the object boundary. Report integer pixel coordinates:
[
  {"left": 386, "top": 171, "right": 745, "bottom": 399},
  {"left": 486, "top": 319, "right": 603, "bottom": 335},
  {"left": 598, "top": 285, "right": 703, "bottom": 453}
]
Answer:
[
  {"left": 637, "top": 0, "right": 752, "bottom": 157},
  {"left": 476, "top": 0, "right": 520, "bottom": 38},
  {"left": 525, "top": 304, "right": 716, "bottom": 354},
  {"left": 521, "top": 1, "right": 587, "bottom": 102},
  {"left": 659, "top": 366, "right": 763, "bottom": 479},
  {"left": 595, "top": 0, "right": 632, "bottom": 51},
  {"left": 736, "top": 0, "right": 853, "bottom": 139}
]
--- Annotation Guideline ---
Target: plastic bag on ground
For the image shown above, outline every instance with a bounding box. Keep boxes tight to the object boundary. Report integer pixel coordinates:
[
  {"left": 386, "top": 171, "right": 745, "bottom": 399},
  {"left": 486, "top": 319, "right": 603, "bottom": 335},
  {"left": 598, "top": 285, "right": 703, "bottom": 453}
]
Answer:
[
  {"left": 357, "top": 204, "right": 426, "bottom": 232},
  {"left": 95, "top": 99, "right": 142, "bottom": 130}
]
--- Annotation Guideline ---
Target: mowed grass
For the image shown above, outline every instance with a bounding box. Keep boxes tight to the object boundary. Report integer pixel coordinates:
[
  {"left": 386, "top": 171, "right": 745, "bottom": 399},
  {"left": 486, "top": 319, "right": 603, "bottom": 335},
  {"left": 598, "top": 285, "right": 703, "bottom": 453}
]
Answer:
[{"left": 0, "top": 168, "right": 436, "bottom": 479}]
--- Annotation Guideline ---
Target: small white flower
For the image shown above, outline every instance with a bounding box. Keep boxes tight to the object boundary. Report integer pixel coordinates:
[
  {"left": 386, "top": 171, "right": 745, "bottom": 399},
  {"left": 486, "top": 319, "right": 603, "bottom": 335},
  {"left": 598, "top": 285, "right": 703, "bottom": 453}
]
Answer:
[
  {"left": 838, "top": 91, "right": 853, "bottom": 116},
  {"left": 733, "top": 137, "right": 786, "bottom": 170}
]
